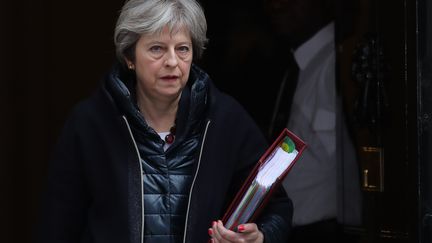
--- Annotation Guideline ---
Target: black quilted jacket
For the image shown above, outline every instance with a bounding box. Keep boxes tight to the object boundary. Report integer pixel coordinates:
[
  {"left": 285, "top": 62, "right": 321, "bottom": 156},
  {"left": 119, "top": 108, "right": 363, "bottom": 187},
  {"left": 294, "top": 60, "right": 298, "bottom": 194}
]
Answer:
[{"left": 38, "top": 64, "right": 293, "bottom": 243}]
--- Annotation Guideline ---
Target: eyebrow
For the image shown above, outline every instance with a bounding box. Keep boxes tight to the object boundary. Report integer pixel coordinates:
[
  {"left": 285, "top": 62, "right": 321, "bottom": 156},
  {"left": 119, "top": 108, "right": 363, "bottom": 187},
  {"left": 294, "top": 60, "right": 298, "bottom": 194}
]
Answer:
[
  {"left": 176, "top": 42, "right": 192, "bottom": 46},
  {"left": 145, "top": 41, "right": 192, "bottom": 46}
]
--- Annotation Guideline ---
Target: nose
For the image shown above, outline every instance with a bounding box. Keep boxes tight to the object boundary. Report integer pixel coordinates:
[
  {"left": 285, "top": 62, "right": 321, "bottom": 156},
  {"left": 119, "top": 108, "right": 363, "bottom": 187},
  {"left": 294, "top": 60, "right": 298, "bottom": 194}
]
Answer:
[{"left": 164, "top": 48, "right": 178, "bottom": 67}]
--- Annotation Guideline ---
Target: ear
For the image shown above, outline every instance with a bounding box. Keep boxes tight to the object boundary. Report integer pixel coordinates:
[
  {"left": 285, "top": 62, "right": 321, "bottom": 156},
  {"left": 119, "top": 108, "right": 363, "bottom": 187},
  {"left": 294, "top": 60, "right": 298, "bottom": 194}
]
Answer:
[{"left": 125, "top": 58, "right": 135, "bottom": 70}]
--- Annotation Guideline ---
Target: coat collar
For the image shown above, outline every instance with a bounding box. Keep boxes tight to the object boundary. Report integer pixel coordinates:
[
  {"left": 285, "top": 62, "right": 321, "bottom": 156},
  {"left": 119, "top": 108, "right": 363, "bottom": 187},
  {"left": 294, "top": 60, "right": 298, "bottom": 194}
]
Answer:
[
  {"left": 294, "top": 22, "right": 335, "bottom": 70},
  {"left": 103, "top": 62, "right": 210, "bottom": 144}
]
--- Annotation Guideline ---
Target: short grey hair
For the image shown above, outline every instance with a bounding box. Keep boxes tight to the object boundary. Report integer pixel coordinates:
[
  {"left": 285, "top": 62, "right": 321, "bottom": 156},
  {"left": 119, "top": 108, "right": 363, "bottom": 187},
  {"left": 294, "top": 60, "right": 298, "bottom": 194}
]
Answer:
[{"left": 114, "top": 0, "right": 208, "bottom": 65}]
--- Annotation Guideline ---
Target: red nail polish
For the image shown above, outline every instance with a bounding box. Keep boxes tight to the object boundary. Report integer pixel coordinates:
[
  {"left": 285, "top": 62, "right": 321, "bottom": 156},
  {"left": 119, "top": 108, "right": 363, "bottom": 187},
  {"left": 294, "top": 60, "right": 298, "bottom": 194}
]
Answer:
[
  {"left": 238, "top": 224, "right": 245, "bottom": 232},
  {"left": 212, "top": 221, "right": 217, "bottom": 227},
  {"left": 208, "top": 228, "right": 213, "bottom": 236}
]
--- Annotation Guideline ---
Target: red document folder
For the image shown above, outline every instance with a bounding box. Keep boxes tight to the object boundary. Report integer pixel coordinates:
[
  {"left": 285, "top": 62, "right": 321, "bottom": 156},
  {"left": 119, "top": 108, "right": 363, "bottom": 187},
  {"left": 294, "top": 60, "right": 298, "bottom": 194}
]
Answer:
[{"left": 221, "top": 128, "right": 307, "bottom": 231}]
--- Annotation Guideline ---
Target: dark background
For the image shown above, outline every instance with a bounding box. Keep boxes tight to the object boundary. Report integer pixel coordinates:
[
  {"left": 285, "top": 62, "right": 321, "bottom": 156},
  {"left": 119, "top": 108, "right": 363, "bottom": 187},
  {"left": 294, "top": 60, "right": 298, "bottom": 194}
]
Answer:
[{"left": 0, "top": 1, "right": 135, "bottom": 242}]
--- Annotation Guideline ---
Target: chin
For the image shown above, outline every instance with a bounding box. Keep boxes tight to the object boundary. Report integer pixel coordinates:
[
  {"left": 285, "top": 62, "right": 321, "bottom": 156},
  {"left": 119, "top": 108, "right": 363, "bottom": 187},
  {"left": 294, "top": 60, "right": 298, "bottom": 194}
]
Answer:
[{"left": 159, "top": 89, "right": 182, "bottom": 98}]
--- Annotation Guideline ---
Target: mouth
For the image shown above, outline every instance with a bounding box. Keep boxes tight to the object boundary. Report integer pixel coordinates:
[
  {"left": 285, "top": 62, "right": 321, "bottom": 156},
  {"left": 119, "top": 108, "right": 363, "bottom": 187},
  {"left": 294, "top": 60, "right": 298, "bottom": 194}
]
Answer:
[{"left": 160, "top": 75, "right": 180, "bottom": 81}]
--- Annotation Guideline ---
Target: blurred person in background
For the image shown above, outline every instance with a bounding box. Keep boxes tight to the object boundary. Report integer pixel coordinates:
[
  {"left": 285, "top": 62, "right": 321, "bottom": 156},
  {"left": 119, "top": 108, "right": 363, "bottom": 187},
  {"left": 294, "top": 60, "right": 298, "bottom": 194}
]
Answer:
[{"left": 265, "top": 0, "right": 362, "bottom": 242}]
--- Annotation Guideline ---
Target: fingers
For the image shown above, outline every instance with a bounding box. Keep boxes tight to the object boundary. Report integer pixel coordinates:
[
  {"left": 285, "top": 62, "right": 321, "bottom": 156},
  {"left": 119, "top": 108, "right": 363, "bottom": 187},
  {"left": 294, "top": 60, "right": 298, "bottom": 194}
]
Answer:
[
  {"left": 209, "top": 220, "right": 234, "bottom": 242},
  {"left": 236, "top": 223, "right": 259, "bottom": 233},
  {"left": 209, "top": 221, "right": 222, "bottom": 242},
  {"left": 208, "top": 220, "right": 264, "bottom": 243},
  {"left": 237, "top": 223, "right": 264, "bottom": 242},
  {"left": 215, "top": 220, "right": 239, "bottom": 241}
]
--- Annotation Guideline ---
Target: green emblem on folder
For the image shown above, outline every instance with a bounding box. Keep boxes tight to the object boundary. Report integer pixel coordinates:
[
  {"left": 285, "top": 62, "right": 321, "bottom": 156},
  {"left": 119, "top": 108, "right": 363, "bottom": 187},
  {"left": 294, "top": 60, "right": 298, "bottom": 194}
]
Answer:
[{"left": 281, "top": 137, "right": 295, "bottom": 153}]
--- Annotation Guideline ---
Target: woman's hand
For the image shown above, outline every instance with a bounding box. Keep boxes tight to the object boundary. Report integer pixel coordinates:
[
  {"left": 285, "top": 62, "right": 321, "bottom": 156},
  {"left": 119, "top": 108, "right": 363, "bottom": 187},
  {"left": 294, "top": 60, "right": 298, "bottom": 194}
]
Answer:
[{"left": 208, "top": 220, "right": 264, "bottom": 243}]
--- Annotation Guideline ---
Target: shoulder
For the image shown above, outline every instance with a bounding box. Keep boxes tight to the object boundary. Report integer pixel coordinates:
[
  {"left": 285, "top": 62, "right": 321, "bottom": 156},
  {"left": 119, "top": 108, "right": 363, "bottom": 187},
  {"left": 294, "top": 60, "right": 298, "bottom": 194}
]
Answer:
[
  {"left": 61, "top": 88, "right": 119, "bottom": 134},
  {"left": 192, "top": 65, "right": 267, "bottom": 145},
  {"left": 208, "top": 84, "right": 252, "bottom": 122},
  {"left": 207, "top": 85, "right": 267, "bottom": 147}
]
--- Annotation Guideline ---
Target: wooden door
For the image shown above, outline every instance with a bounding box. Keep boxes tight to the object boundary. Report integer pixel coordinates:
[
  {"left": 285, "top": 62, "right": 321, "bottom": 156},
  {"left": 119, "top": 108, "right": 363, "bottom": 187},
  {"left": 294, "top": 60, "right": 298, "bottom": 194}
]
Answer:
[{"left": 337, "top": 0, "right": 424, "bottom": 242}]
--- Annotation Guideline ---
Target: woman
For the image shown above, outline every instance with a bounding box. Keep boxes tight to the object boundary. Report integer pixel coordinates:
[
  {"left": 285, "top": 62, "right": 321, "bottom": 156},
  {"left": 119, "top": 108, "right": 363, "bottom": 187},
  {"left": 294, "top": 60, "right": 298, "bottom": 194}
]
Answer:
[{"left": 38, "top": 0, "right": 292, "bottom": 242}]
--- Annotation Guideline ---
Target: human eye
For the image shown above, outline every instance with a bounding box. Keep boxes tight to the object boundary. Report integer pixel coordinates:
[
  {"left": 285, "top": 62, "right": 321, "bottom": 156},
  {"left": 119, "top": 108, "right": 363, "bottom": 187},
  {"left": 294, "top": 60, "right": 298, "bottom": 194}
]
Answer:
[
  {"left": 149, "top": 45, "right": 163, "bottom": 53},
  {"left": 176, "top": 45, "right": 192, "bottom": 59},
  {"left": 148, "top": 44, "right": 165, "bottom": 58},
  {"left": 177, "top": 45, "right": 190, "bottom": 53}
]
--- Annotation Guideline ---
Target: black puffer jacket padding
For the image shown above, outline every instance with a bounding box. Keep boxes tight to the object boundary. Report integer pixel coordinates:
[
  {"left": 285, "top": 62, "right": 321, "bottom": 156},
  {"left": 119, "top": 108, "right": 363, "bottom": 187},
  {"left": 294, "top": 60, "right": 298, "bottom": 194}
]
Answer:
[{"left": 106, "top": 65, "right": 208, "bottom": 243}]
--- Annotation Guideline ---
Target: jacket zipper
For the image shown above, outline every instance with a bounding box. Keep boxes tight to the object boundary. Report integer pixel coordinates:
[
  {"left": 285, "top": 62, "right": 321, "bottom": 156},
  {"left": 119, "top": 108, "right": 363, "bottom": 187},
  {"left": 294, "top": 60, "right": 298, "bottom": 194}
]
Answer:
[
  {"left": 122, "top": 116, "right": 145, "bottom": 243},
  {"left": 182, "top": 120, "right": 211, "bottom": 243}
]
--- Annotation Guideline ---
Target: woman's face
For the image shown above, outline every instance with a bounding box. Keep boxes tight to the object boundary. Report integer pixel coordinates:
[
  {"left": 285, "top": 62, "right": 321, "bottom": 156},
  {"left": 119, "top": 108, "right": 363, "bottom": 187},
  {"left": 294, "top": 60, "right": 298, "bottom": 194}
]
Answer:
[{"left": 130, "top": 26, "right": 193, "bottom": 102}]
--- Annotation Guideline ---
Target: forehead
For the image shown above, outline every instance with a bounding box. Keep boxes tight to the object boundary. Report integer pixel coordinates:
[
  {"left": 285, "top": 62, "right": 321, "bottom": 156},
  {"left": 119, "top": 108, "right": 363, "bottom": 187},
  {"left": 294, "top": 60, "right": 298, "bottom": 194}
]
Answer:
[{"left": 142, "top": 25, "right": 191, "bottom": 42}]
